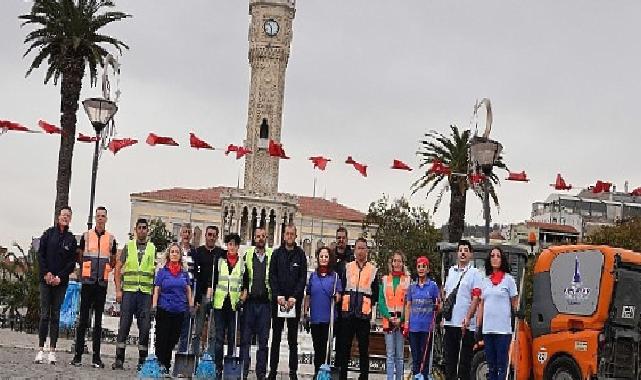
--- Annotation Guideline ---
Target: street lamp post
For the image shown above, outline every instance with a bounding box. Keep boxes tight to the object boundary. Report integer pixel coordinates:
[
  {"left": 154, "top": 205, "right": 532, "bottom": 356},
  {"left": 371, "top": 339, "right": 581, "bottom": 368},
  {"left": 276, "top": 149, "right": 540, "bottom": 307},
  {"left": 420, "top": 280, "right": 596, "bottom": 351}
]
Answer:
[
  {"left": 469, "top": 136, "right": 503, "bottom": 244},
  {"left": 82, "top": 97, "right": 118, "bottom": 230}
]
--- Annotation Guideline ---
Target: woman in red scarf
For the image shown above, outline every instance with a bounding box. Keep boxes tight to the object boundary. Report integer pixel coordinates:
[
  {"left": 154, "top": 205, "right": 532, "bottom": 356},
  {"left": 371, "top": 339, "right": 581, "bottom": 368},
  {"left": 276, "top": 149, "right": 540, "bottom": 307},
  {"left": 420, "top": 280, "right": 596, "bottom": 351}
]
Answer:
[
  {"left": 476, "top": 247, "right": 519, "bottom": 380},
  {"left": 151, "top": 243, "right": 195, "bottom": 373}
]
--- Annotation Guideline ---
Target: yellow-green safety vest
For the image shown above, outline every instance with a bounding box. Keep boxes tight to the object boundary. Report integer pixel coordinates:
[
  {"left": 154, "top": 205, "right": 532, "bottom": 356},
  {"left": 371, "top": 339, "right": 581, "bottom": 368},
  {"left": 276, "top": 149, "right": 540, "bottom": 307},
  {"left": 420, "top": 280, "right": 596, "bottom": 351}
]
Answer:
[
  {"left": 244, "top": 247, "right": 272, "bottom": 299},
  {"left": 213, "top": 256, "right": 244, "bottom": 310},
  {"left": 122, "top": 240, "right": 156, "bottom": 294}
]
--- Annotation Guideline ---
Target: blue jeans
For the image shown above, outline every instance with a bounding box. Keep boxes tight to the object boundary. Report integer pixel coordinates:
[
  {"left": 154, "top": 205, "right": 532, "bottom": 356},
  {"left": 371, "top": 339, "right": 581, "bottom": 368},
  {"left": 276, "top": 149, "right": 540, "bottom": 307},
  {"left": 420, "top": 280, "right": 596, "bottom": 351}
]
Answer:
[
  {"left": 241, "top": 301, "right": 271, "bottom": 377},
  {"left": 409, "top": 331, "right": 430, "bottom": 378},
  {"left": 385, "top": 330, "right": 404, "bottom": 380},
  {"left": 483, "top": 333, "right": 512, "bottom": 380}
]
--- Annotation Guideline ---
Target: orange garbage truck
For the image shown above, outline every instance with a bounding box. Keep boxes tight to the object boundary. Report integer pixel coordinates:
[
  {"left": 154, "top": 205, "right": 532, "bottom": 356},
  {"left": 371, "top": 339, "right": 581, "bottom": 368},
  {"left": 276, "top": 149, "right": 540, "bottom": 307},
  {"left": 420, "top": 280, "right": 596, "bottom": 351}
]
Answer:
[{"left": 481, "top": 244, "right": 641, "bottom": 380}]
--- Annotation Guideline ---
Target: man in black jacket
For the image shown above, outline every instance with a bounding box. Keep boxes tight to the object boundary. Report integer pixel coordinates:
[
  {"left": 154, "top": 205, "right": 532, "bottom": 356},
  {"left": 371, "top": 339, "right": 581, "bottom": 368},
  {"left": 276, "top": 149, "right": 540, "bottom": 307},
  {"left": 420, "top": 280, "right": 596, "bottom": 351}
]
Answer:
[
  {"left": 268, "top": 224, "right": 307, "bottom": 380},
  {"left": 35, "top": 206, "right": 78, "bottom": 364},
  {"left": 333, "top": 226, "right": 354, "bottom": 377}
]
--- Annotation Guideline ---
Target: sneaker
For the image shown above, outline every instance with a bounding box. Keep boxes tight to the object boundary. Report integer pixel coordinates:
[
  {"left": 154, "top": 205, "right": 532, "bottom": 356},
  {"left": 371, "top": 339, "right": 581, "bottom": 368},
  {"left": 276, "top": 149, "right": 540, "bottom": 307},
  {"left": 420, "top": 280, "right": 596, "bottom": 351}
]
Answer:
[
  {"left": 34, "top": 350, "right": 44, "bottom": 364},
  {"left": 91, "top": 357, "right": 105, "bottom": 368},
  {"left": 48, "top": 351, "right": 57, "bottom": 365},
  {"left": 70, "top": 356, "right": 82, "bottom": 367},
  {"left": 112, "top": 359, "right": 124, "bottom": 370}
]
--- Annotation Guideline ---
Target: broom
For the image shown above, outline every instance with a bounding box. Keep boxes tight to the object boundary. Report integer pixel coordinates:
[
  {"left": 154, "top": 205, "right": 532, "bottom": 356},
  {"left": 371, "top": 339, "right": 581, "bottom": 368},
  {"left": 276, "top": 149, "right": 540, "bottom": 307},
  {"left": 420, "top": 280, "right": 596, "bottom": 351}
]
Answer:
[
  {"left": 138, "top": 316, "right": 163, "bottom": 379},
  {"left": 195, "top": 272, "right": 217, "bottom": 379},
  {"left": 316, "top": 273, "right": 339, "bottom": 380}
]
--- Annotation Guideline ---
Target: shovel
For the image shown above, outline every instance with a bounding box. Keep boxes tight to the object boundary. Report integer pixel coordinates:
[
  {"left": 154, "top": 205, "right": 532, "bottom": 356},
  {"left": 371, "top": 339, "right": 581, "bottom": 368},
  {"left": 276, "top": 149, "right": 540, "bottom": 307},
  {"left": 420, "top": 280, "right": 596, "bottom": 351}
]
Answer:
[
  {"left": 223, "top": 307, "right": 243, "bottom": 380},
  {"left": 174, "top": 277, "right": 197, "bottom": 378}
]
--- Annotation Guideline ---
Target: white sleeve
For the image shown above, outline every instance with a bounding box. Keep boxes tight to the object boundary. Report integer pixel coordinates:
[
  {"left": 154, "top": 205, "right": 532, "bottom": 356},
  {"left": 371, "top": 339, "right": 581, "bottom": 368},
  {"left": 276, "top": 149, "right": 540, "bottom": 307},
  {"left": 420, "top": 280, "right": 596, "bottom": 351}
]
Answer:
[{"left": 508, "top": 275, "right": 518, "bottom": 297}]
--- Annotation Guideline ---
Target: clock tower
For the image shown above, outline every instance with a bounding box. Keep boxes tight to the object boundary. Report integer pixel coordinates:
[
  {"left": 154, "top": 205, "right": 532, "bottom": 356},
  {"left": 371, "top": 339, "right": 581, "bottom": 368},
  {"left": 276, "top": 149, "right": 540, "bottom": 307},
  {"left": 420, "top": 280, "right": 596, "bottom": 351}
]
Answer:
[{"left": 243, "top": 0, "right": 296, "bottom": 195}]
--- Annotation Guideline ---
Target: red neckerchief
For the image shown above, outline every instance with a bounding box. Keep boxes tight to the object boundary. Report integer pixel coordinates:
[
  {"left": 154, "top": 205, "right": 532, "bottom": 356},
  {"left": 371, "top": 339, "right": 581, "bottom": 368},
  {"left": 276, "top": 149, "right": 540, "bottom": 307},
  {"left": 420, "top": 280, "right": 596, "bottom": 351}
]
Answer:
[
  {"left": 318, "top": 266, "right": 329, "bottom": 275},
  {"left": 167, "top": 262, "right": 181, "bottom": 277},
  {"left": 391, "top": 271, "right": 404, "bottom": 277},
  {"left": 227, "top": 254, "right": 238, "bottom": 268},
  {"left": 490, "top": 270, "right": 505, "bottom": 286}
]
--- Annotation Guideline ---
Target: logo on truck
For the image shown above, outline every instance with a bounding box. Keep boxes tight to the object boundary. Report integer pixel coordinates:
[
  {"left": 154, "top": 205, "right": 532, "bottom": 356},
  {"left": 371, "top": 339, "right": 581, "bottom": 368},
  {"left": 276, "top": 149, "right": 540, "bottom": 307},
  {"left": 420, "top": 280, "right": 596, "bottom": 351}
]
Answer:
[{"left": 564, "top": 255, "right": 591, "bottom": 305}]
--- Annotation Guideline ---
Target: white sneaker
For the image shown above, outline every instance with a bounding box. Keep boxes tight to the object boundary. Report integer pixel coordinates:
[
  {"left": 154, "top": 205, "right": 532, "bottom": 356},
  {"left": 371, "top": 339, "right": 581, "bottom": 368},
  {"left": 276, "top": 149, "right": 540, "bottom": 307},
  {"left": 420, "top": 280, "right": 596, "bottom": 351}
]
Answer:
[
  {"left": 34, "top": 350, "right": 44, "bottom": 364},
  {"left": 48, "top": 351, "right": 57, "bottom": 364}
]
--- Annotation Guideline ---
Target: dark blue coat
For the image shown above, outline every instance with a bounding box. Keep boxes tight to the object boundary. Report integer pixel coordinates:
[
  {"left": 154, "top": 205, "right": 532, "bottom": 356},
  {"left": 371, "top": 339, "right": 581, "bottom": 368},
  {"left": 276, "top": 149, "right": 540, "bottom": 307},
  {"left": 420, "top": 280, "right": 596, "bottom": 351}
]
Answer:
[{"left": 38, "top": 225, "right": 78, "bottom": 285}]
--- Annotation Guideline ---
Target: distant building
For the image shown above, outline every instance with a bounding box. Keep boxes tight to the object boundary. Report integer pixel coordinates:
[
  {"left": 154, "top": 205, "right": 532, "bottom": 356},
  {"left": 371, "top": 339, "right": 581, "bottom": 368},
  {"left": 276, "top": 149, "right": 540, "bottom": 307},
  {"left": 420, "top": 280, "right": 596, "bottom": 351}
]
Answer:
[
  {"left": 507, "top": 221, "right": 579, "bottom": 252},
  {"left": 531, "top": 189, "right": 641, "bottom": 238}
]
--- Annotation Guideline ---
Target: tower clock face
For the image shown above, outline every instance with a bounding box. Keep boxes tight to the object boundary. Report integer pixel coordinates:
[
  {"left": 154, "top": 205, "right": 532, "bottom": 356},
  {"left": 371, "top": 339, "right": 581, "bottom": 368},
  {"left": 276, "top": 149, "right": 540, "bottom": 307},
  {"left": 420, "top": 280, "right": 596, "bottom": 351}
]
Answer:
[{"left": 263, "top": 19, "right": 279, "bottom": 37}]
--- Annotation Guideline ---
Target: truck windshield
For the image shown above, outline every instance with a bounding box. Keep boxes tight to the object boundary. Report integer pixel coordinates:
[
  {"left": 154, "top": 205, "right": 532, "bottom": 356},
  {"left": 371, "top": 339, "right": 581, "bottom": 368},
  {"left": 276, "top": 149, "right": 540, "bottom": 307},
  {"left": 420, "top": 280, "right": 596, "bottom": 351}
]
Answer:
[{"left": 549, "top": 249, "right": 604, "bottom": 316}]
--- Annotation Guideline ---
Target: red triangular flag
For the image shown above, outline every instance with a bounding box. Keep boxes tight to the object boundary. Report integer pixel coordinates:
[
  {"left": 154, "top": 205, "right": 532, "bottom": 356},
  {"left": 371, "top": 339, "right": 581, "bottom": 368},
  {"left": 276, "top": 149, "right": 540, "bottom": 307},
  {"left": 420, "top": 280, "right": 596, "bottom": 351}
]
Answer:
[
  {"left": 146, "top": 132, "right": 179, "bottom": 146},
  {"left": 631, "top": 187, "right": 641, "bottom": 197},
  {"left": 0, "top": 120, "right": 31, "bottom": 132},
  {"left": 108, "top": 138, "right": 138, "bottom": 154},
  {"left": 506, "top": 171, "right": 529, "bottom": 182},
  {"left": 225, "top": 144, "right": 238, "bottom": 155},
  {"left": 77, "top": 133, "right": 98, "bottom": 143},
  {"left": 189, "top": 132, "right": 214, "bottom": 150},
  {"left": 309, "top": 156, "right": 331, "bottom": 170},
  {"left": 345, "top": 156, "right": 356, "bottom": 165},
  {"left": 552, "top": 173, "right": 572, "bottom": 190},
  {"left": 353, "top": 162, "right": 367, "bottom": 177},
  {"left": 592, "top": 180, "right": 612, "bottom": 193},
  {"left": 391, "top": 159, "right": 412, "bottom": 171},
  {"left": 268, "top": 139, "right": 289, "bottom": 159},
  {"left": 235, "top": 146, "right": 252, "bottom": 159},
  {"left": 469, "top": 172, "right": 486, "bottom": 185},
  {"left": 428, "top": 160, "right": 451, "bottom": 176},
  {"left": 38, "top": 119, "right": 62, "bottom": 134}
]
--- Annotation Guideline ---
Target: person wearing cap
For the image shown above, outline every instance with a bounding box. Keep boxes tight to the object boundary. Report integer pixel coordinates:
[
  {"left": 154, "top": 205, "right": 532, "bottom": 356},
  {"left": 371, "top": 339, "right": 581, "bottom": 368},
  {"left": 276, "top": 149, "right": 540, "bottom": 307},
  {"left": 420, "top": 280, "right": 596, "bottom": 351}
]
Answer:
[
  {"left": 404, "top": 256, "right": 440, "bottom": 379},
  {"left": 378, "top": 251, "right": 410, "bottom": 380}
]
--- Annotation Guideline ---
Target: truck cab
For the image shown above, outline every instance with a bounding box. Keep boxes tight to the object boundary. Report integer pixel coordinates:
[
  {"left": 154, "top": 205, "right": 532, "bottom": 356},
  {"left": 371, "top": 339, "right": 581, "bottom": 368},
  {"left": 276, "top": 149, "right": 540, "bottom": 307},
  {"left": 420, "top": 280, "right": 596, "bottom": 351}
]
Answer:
[{"left": 524, "top": 245, "right": 641, "bottom": 379}]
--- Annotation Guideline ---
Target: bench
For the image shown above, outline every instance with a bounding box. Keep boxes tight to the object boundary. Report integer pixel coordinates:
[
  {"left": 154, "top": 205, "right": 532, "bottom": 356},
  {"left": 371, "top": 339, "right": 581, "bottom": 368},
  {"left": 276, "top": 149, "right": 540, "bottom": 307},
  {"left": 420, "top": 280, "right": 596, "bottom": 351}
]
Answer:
[{"left": 348, "top": 331, "right": 411, "bottom": 373}]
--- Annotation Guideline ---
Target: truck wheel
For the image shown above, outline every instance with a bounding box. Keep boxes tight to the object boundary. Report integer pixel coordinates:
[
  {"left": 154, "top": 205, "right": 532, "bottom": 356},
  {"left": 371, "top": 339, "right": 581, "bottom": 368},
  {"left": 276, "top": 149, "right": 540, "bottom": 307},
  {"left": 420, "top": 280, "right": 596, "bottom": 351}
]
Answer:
[
  {"left": 470, "top": 350, "right": 489, "bottom": 380},
  {"left": 545, "top": 356, "right": 581, "bottom": 380}
]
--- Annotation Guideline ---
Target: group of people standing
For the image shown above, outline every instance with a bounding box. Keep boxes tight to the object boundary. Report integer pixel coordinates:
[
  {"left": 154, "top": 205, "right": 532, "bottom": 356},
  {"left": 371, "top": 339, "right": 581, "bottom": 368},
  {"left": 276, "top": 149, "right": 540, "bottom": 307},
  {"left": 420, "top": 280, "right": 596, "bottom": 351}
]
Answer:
[{"left": 35, "top": 207, "right": 520, "bottom": 380}]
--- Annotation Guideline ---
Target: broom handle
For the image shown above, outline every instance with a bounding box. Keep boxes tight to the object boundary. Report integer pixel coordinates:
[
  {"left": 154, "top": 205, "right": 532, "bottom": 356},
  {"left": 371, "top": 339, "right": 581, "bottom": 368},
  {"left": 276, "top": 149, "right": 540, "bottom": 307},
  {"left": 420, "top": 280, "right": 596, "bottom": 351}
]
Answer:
[
  {"left": 325, "top": 272, "right": 338, "bottom": 365},
  {"left": 205, "top": 258, "right": 218, "bottom": 352},
  {"left": 505, "top": 256, "right": 527, "bottom": 380}
]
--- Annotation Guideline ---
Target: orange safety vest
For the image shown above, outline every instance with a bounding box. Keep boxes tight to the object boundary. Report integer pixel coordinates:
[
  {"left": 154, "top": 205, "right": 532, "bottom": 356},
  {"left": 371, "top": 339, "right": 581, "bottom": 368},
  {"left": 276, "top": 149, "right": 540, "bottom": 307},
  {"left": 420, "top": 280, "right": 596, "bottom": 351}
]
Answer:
[
  {"left": 381, "top": 274, "right": 409, "bottom": 330},
  {"left": 81, "top": 230, "right": 114, "bottom": 286},
  {"left": 341, "top": 261, "right": 378, "bottom": 318}
]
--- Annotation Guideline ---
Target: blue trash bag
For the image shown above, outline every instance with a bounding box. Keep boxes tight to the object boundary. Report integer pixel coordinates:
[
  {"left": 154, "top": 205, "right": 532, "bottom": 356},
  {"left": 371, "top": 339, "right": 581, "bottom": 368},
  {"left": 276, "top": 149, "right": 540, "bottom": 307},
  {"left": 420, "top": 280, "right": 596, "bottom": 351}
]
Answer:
[
  {"left": 59, "top": 281, "right": 81, "bottom": 329},
  {"left": 195, "top": 352, "right": 216, "bottom": 379}
]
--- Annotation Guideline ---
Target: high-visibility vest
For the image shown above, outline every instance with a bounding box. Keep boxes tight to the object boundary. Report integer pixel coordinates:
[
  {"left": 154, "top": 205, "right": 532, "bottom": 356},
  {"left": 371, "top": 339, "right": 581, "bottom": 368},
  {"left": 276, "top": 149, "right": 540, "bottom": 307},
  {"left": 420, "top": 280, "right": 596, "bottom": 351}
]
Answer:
[
  {"left": 122, "top": 240, "right": 156, "bottom": 294},
  {"left": 244, "top": 247, "right": 272, "bottom": 299},
  {"left": 213, "top": 257, "right": 244, "bottom": 311},
  {"left": 381, "top": 274, "right": 409, "bottom": 329},
  {"left": 81, "top": 230, "right": 115, "bottom": 287},
  {"left": 341, "top": 261, "right": 378, "bottom": 318}
]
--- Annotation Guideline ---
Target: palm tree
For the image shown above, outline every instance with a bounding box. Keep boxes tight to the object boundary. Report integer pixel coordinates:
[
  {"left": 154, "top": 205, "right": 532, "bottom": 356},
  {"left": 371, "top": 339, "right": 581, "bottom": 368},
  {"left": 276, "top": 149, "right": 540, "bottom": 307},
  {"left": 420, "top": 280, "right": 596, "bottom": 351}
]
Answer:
[
  {"left": 19, "top": 0, "right": 130, "bottom": 216},
  {"left": 412, "top": 125, "right": 507, "bottom": 242}
]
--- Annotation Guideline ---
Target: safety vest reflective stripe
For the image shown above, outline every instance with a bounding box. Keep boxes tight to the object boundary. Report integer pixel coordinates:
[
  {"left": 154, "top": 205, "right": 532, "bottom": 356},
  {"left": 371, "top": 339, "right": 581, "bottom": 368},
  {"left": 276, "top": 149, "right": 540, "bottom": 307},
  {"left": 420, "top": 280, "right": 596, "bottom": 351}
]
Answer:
[
  {"left": 382, "top": 274, "right": 409, "bottom": 329},
  {"left": 342, "top": 261, "right": 377, "bottom": 316},
  {"left": 81, "top": 230, "right": 114, "bottom": 286},
  {"left": 244, "top": 247, "right": 272, "bottom": 298},
  {"left": 213, "top": 257, "right": 244, "bottom": 310},
  {"left": 122, "top": 240, "right": 156, "bottom": 294}
]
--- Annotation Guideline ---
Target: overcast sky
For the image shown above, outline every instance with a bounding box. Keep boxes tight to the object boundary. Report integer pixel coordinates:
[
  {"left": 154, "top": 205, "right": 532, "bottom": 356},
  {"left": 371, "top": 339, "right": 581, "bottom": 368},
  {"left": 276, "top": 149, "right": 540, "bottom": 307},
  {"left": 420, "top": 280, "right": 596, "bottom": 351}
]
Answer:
[{"left": 1, "top": 0, "right": 640, "bottom": 248}]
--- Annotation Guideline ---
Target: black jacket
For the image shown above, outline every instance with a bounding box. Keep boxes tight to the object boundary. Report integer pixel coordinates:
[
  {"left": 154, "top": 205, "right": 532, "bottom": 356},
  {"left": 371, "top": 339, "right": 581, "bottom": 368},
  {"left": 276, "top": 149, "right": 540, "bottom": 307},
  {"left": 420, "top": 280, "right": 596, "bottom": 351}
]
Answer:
[
  {"left": 38, "top": 225, "right": 78, "bottom": 285},
  {"left": 335, "top": 245, "right": 354, "bottom": 291},
  {"left": 269, "top": 244, "right": 307, "bottom": 302}
]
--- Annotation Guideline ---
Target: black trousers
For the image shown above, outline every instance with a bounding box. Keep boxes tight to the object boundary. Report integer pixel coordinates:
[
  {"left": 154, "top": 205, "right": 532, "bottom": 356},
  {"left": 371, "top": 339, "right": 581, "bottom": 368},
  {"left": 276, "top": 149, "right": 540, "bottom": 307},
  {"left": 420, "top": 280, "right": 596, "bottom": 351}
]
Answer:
[
  {"left": 340, "top": 318, "right": 370, "bottom": 380},
  {"left": 38, "top": 283, "right": 67, "bottom": 348},
  {"left": 334, "top": 317, "right": 348, "bottom": 375},
  {"left": 310, "top": 323, "right": 329, "bottom": 374},
  {"left": 74, "top": 283, "right": 107, "bottom": 358},
  {"left": 155, "top": 307, "right": 184, "bottom": 370},
  {"left": 444, "top": 325, "right": 475, "bottom": 380},
  {"left": 269, "top": 304, "right": 300, "bottom": 375}
]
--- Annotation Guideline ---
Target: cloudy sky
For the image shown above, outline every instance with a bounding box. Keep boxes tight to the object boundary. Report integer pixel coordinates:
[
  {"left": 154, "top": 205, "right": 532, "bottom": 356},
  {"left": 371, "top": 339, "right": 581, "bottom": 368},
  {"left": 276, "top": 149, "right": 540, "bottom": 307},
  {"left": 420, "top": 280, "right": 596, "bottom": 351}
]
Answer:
[{"left": 1, "top": 0, "right": 640, "bottom": 247}]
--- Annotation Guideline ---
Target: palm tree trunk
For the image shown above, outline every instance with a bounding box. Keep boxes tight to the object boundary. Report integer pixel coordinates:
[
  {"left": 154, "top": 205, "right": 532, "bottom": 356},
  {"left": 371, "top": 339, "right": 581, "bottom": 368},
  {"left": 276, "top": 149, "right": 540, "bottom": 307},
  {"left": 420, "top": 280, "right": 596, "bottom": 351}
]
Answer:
[
  {"left": 447, "top": 176, "right": 467, "bottom": 242},
  {"left": 53, "top": 58, "right": 85, "bottom": 220}
]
